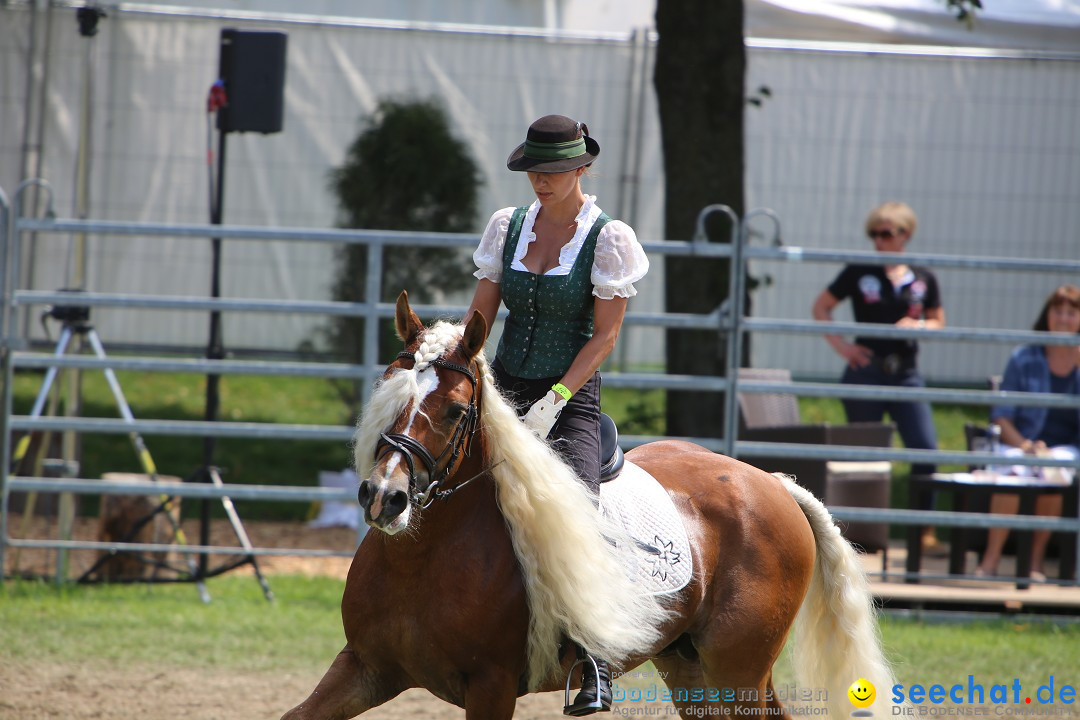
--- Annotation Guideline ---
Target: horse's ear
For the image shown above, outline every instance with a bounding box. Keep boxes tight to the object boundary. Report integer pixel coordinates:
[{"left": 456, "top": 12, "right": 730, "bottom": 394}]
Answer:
[
  {"left": 461, "top": 310, "right": 488, "bottom": 360},
  {"left": 395, "top": 291, "right": 423, "bottom": 345}
]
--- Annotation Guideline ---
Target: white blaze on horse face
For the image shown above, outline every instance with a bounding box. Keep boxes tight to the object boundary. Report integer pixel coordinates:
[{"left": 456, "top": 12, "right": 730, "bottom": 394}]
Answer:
[
  {"left": 370, "top": 365, "right": 439, "bottom": 534},
  {"left": 380, "top": 366, "right": 439, "bottom": 481},
  {"left": 408, "top": 366, "right": 440, "bottom": 429}
]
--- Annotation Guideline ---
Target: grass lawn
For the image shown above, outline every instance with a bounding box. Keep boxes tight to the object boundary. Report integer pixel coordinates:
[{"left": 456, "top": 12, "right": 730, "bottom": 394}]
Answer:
[
  {"left": 0, "top": 575, "right": 346, "bottom": 671},
  {"left": 1, "top": 575, "right": 1077, "bottom": 694},
  {"left": 874, "top": 615, "right": 1080, "bottom": 685}
]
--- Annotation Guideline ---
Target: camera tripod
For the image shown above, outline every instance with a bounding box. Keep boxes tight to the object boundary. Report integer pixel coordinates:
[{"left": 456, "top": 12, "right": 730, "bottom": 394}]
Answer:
[{"left": 9, "top": 299, "right": 272, "bottom": 602}]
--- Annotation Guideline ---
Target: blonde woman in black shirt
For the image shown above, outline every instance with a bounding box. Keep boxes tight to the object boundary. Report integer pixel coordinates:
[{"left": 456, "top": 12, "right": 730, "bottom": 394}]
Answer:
[{"left": 812, "top": 202, "right": 945, "bottom": 550}]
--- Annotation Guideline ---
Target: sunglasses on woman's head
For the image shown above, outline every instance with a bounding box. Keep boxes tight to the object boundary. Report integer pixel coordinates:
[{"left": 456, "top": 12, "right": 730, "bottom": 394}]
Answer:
[{"left": 868, "top": 228, "right": 903, "bottom": 240}]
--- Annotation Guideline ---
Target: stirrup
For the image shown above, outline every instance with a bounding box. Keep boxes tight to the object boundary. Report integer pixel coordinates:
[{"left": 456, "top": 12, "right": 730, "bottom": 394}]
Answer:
[{"left": 563, "top": 654, "right": 610, "bottom": 717}]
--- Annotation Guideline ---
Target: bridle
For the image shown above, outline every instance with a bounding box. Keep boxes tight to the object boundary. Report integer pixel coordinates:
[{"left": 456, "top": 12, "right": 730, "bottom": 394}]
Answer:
[{"left": 373, "top": 351, "right": 481, "bottom": 509}]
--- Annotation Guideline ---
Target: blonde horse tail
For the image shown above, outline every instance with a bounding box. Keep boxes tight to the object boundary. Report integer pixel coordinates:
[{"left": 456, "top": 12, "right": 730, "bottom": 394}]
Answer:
[{"left": 779, "top": 474, "right": 902, "bottom": 718}]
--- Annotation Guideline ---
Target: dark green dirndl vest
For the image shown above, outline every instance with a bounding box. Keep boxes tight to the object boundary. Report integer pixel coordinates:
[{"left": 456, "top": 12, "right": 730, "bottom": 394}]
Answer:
[{"left": 495, "top": 206, "right": 611, "bottom": 379}]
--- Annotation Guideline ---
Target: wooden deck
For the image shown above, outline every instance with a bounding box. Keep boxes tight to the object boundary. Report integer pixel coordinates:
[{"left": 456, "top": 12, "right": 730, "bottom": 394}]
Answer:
[{"left": 858, "top": 540, "right": 1080, "bottom": 615}]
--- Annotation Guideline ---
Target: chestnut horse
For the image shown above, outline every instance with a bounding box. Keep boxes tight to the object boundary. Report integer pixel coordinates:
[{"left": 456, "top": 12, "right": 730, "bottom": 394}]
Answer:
[{"left": 282, "top": 292, "right": 899, "bottom": 720}]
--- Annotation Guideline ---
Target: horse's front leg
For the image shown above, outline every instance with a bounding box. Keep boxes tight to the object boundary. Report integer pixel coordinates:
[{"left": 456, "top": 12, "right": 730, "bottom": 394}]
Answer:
[
  {"left": 281, "top": 646, "right": 405, "bottom": 720},
  {"left": 463, "top": 668, "right": 520, "bottom": 720}
]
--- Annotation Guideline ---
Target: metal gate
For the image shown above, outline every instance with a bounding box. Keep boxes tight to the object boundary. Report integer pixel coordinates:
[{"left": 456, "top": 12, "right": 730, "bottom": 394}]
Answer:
[{"left": 3, "top": 179, "right": 1079, "bottom": 589}]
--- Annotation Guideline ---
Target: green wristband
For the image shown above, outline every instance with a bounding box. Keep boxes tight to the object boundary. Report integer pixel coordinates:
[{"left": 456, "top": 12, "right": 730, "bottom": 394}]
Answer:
[{"left": 552, "top": 383, "right": 573, "bottom": 402}]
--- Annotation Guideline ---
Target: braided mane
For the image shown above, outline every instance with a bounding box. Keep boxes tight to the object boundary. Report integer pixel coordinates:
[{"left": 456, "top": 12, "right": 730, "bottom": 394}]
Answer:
[
  {"left": 352, "top": 322, "right": 463, "bottom": 480},
  {"left": 354, "top": 321, "right": 669, "bottom": 689}
]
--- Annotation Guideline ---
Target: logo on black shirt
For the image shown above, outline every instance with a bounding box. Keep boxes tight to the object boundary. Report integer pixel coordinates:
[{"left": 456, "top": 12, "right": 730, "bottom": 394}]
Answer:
[
  {"left": 858, "top": 275, "right": 882, "bottom": 303},
  {"left": 909, "top": 279, "right": 927, "bottom": 303}
]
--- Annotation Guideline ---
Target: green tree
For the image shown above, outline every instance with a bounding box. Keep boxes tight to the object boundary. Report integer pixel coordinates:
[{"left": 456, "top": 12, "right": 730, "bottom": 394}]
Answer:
[{"left": 321, "top": 98, "right": 481, "bottom": 405}]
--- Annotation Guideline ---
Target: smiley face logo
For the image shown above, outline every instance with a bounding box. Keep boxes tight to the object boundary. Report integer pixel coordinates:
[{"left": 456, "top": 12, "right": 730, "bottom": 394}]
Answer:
[{"left": 848, "top": 678, "right": 876, "bottom": 709}]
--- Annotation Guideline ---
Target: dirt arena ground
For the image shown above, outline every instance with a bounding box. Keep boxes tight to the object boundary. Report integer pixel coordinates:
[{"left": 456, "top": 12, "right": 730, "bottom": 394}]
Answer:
[
  {"left": 1, "top": 517, "right": 676, "bottom": 720},
  {"left": 0, "top": 662, "right": 676, "bottom": 720}
]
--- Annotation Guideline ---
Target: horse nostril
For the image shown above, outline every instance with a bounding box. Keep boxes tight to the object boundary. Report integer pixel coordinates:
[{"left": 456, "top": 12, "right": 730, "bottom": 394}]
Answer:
[
  {"left": 383, "top": 490, "right": 409, "bottom": 520},
  {"left": 357, "top": 480, "right": 374, "bottom": 509}
]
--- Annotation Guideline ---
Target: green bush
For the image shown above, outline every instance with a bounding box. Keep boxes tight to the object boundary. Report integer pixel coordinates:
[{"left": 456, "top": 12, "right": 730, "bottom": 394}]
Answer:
[{"left": 316, "top": 98, "right": 482, "bottom": 409}]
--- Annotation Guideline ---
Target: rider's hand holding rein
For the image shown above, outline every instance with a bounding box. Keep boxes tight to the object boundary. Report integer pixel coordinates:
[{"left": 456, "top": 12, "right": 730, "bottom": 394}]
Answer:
[{"left": 524, "top": 387, "right": 568, "bottom": 438}]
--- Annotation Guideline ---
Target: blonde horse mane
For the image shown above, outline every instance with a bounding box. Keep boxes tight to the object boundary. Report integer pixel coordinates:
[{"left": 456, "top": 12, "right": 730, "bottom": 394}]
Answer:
[{"left": 354, "top": 321, "right": 669, "bottom": 689}]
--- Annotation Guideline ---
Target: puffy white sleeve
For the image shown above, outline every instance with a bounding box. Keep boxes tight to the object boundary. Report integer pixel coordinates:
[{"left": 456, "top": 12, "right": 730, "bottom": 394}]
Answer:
[
  {"left": 592, "top": 220, "right": 649, "bottom": 299},
  {"left": 472, "top": 207, "right": 516, "bottom": 283}
]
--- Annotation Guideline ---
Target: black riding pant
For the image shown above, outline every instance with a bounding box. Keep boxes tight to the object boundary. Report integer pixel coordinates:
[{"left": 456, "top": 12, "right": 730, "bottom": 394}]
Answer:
[{"left": 492, "top": 358, "right": 602, "bottom": 494}]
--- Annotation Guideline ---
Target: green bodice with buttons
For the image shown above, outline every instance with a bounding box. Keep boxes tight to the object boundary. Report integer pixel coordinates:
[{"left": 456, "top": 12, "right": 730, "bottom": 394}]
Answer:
[{"left": 495, "top": 206, "right": 611, "bottom": 379}]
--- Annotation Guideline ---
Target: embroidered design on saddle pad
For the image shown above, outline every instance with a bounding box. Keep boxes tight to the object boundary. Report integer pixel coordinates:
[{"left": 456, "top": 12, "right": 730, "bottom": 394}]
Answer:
[{"left": 598, "top": 461, "right": 692, "bottom": 596}]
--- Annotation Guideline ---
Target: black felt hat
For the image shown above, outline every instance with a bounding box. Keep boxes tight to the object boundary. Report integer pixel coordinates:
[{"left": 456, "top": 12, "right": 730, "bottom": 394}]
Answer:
[{"left": 506, "top": 114, "right": 600, "bottom": 173}]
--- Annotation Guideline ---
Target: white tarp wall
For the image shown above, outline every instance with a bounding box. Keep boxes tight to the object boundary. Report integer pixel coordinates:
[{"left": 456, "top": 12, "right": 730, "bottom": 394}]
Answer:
[
  {"left": 2, "top": 3, "right": 1078, "bottom": 383},
  {"left": 744, "top": 42, "right": 1080, "bottom": 383},
  {"left": 744, "top": 0, "right": 1080, "bottom": 52},
  {"left": 1, "top": 5, "right": 662, "bottom": 363}
]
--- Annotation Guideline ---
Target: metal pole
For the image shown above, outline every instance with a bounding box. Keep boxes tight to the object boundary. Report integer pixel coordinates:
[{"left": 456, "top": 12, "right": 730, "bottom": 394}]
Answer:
[
  {"left": 2, "top": 180, "right": 55, "bottom": 577},
  {"left": 9, "top": 179, "right": 55, "bottom": 348},
  {"left": 17, "top": 2, "right": 42, "bottom": 208},
  {"left": 19, "top": 4, "right": 55, "bottom": 342},
  {"left": 1074, "top": 488, "right": 1080, "bottom": 587},
  {"left": 616, "top": 28, "right": 651, "bottom": 374},
  {"left": 72, "top": 14, "right": 95, "bottom": 288},
  {"left": 723, "top": 208, "right": 783, "bottom": 459},
  {"left": 360, "top": 241, "right": 383, "bottom": 409},
  {"left": 200, "top": 125, "right": 228, "bottom": 577},
  {"left": 208, "top": 467, "right": 273, "bottom": 602},
  {"left": 0, "top": 186, "right": 9, "bottom": 578},
  {"left": 63, "top": 13, "right": 101, "bottom": 580},
  {"left": 614, "top": 29, "right": 641, "bottom": 374},
  {"left": 722, "top": 212, "right": 744, "bottom": 458},
  {"left": 0, "top": 185, "right": 9, "bottom": 389},
  {"left": 684, "top": 205, "right": 739, "bottom": 457},
  {"left": 614, "top": 27, "right": 640, "bottom": 222}
]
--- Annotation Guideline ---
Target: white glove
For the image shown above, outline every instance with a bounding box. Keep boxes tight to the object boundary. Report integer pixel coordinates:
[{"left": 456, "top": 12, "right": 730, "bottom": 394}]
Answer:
[{"left": 523, "top": 389, "right": 566, "bottom": 439}]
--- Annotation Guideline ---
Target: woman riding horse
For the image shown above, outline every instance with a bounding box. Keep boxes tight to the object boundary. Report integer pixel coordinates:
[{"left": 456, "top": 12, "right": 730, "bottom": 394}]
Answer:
[
  {"left": 281, "top": 294, "right": 905, "bottom": 720},
  {"left": 466, "top": 113, "right": 650, "bottom": 714}
]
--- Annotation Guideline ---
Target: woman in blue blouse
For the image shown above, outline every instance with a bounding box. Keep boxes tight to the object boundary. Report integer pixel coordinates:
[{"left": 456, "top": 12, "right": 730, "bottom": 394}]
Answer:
[
  {"left": 465, "top": 114, "right": 648, "bottom": 716},
  {"left": 976, "top": 285, "right": 1080, "bottom": 579}
]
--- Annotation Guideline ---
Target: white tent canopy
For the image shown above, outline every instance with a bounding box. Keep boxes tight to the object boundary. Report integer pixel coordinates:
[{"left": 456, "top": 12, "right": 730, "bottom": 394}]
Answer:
[
  {"left": 743, "top": 0, "right": 1080, "bottom": 52},
  {"left": 58, "top": 0, "right": 1080, "bottom": 51}
]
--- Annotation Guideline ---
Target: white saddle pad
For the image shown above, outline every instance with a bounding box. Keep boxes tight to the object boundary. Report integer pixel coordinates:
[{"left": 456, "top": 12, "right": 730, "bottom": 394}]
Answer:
[{"left": 598, "top": 460, "right": 693, "bottom": 596}]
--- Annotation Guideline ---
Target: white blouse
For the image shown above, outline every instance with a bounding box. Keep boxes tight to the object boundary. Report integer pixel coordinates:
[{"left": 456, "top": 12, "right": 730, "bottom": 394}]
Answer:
[{"left": 472, "top": 196, "right": 649, "bottom": 300}]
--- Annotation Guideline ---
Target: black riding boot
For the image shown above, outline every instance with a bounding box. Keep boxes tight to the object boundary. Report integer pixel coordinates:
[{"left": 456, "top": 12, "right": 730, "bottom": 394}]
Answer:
[{"left": 564, "top": 651, "right": 613, "bottom": 716}]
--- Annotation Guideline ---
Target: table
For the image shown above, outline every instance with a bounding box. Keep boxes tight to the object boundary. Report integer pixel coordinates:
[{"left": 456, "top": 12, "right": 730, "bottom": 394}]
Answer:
[{"left": 906, "top": 471, "right": 1078, "bottom": 589}]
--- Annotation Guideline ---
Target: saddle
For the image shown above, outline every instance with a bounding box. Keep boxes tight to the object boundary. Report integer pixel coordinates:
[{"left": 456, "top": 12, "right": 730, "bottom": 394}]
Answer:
[{"left": 598, "top": 413, "right": 625, "bottom": 483}]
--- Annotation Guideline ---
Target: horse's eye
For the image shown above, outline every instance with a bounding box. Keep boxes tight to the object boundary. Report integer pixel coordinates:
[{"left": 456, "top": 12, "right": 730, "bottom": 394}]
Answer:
[{"left": 446, "top": 403, "right": 468, "bottom": 422}]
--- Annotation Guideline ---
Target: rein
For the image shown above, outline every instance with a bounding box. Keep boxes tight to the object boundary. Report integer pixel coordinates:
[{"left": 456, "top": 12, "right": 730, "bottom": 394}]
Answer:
[
  {"left": 421, "top": 459, "right": 504, "bottom": 505},
  {"left": 374, "top": 351, "right": 481, "bottom": 509}
]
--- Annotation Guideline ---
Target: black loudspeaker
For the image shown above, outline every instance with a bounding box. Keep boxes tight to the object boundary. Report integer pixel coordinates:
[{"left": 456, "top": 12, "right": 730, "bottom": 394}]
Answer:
[{"left": 217, "top": 28, "right": 287, "bottom": 134}]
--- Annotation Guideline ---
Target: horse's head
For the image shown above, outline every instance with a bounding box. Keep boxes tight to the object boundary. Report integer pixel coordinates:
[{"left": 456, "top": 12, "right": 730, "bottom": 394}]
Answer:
[{"left": 355, "top": 291, "right": 488, "bottom": 535}]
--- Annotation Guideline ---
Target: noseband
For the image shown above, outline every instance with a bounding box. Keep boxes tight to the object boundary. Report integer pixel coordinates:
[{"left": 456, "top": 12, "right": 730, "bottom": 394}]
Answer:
[{"left": 373, "top": 351, "right": 480, "bottom": 509}]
